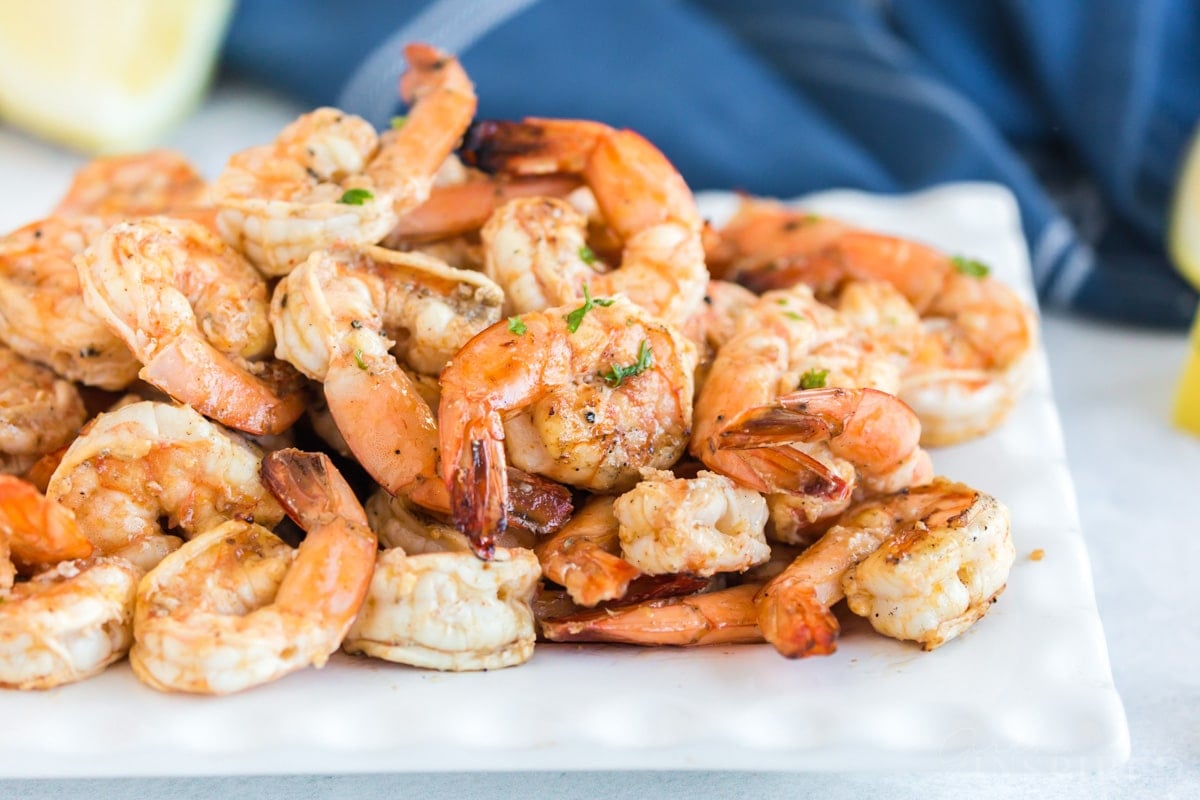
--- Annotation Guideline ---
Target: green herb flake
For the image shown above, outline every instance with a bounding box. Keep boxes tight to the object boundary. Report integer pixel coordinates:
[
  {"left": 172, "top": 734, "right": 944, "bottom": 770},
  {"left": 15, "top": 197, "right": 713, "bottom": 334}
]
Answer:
[
  {"left": 507, "top": 316, "right": 527, "bottom": 335},
  {"left": 798, "top": 368, "right": 828, "bottom": 390},
  {"left": 951, "top": 255, "right": 990, "bottom": 278},
  {"left": 578, "top": 245, "right": 598, "bottom": 265},
  {"left": 564, "top": 284, "right": 615, "bottom": 333},
  {"left": 353, "top": 348, "right": 368, "bottom": 371},
  {"left": 776, "top": 298, "right": 789, "bottom": 306},
  {"left": 601, "top": 340, "right": 654, "bottom": 387},
  {"left": 390, "top": 115, "right": 408, "bottom": 130},
  {"left": 804, "top": 212, "right": 822, "bottom": 223},
  {"left": 783, "top": 311, "right": 804, "bottom": 321},
  {"left": 339, "top": 188, "right": 374, "bottom": 205}
]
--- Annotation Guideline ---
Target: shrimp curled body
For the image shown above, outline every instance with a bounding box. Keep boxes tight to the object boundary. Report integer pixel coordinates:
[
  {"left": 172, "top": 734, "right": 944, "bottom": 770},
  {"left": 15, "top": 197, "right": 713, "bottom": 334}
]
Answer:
[
  {"left": 439, "top": 296, "right": 696, "bottom": 557},
  {"left": 131, "top": 450, "right": 377, "bottom": 694}
]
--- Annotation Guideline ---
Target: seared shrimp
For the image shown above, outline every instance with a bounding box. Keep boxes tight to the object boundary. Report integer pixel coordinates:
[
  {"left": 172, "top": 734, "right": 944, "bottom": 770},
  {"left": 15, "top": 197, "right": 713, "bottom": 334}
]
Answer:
[
  {"left": 355, "top": 486, "right": 541, "bottom": 670},
  {"left": 53, "top": 150, "right": 212, "bottom": 227},
  {"left": 534, "top": 495, "right": 640, "bottom": 607},
  {"left": 693, "top": 285, "right": 931, "bottom": 541},
  {"left": 46, "top": 401, "right": 285, "bottom": 572},
  {"left": 270, "top": 246, "right": 440, "bottom": 497},
  {"left": 541, "top": 582, "right": 764, "bottom": 647},
  {"left": 615, "top": 469, "right": 770, "bottom": 577},
  {"left": 469, "top": 119, "right": 707, "bottom": 326},
  {"left": 841, "top": 478, "right": 1014, "bottom": 649},
  {"left": 0, "top": 216, "right": 140, "bottom": 389},
  {"left": 212, "top": 44, "right": 475, "bottom": 275},
  {"left": 682, "top": 279, "right": 759, "bottom": 391},
  {"left": 0, "top": 345, "right": 86, "bottom": 475},
  {"left": 211, "top": 107, "right": 394, "bottom": 273},
  {"left": 369, "top": 247, "right": 503, "bottom": 375},
  {"left": 387, "top": 174, "right": 579, "bottom": 244},
  {"left": 440, "top": 296, "right": 696, "bottom": 557},
  {"left": 76, "top": 216, "right": 305, "bottom": 435},
  {"left": 717, "top": 203, "right": 1036, "bottom": 445},
  {"left": 0, "top": 478, "right": 138, "bottom": 689},
  {"left": 756, "top": 477, "right": 1013, "bottom": 657},
  {"left": 343, "top": 546, "right": 541, "bottom": 672},
  {"left": 131, "top": 449, "right": 376, "bottom": 694}
]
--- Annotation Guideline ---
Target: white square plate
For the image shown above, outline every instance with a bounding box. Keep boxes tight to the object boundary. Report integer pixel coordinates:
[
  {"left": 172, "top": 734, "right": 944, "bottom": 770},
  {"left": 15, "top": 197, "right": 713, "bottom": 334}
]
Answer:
[{"left": 0, "top": 184, "right": 1128, "bottom": 777}]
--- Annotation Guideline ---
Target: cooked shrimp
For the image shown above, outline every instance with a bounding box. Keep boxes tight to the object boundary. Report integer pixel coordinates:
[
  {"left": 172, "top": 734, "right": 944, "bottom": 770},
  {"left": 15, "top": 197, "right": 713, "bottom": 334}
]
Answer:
[
  {"left": 715, "top": 386, "right": 931, "bottom": 499},
  {"left": 468, "top": 119, "right": 707, "bottom": 326},
  {"left": 387, "top": 174, "right": 579, "bottom": 244},
  {"left": 535, "top": 495, "right": 640, "bottom": 607},
  {"left": 0, "top": 475, "right": 93, "bottom": 571},
  {"left": 756, "top": 477, "right": 1012, "bottom": 657},
  {"left": 343, "top": 546, "right": 540, "bottom": 672},
  {"left": 366, "top": 488, "right": 535, "bottom": 554},
  {"left": 693, "top": 283, "right": 932, "bottom": 532},
  {"left": 364, "top": 43, "right": 477, "bottom": 205},
  {"left": 0, "top": 345, "right": 86, "bottom": 475},
  {"left": 212, "top": 106, "right": 395, "bottom": 273},
  {"left": 53, "top": 150, "right": 212, "bottom": 227},
  {"left": 0, "top": 557, "right": 139, "bottom": 690},
  {"left": 76, "top": 216, "right": 305, "bottom": 435},
  {"left": 614, "top": 469, "right": 770, "bottom": 577},
  {"left": 212, "top": 44, "right": 475, "bottom": 275},
  {"left": 370, "top": 247, "right": 503, "bottom": 374},
  {"left": 271, "top": 246, "right": 440, "bottom": 497},
  {"left": 841, "top": 478, "right": 1014, "bottom": 649},
  {"left": 131, "top": 449, "right": 376, "bottom": 694},
  {"left": 718, "top": 205, "right": 1037, "bottom": 445},
  {"left": 0, "top": 216, "right": 140, "bottom": 389},
  {"left": 704, "top": 198, "right": 851, "bottom": 281},
  {"left": 0, "top": 478, "right": 137, "bottom": 690},
  {"left": 46, "top": 401, "right": 285, "bottom": 572},
  {"left": 540, "top": 582, "right": 764, "bottom": 647},
  {"left": 439, "top": 296, "right": 696, "bottom": 557},
  {"left": 681, "top": 279, "right": 758, "bottom": 391}
]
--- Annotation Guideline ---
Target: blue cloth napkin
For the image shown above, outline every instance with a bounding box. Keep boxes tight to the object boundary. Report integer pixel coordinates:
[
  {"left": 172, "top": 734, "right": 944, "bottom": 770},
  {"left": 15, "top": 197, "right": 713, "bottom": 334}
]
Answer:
[{"left": 222, "top": 0, "right": 1200, "bottom": 327}]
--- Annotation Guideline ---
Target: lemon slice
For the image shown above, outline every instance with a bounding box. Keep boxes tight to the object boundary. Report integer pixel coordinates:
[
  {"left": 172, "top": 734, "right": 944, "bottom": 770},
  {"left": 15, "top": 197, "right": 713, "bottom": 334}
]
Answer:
[
  {"left": 1170, "top": 125, "right": 1200, "bottom": 288},
  {"left": 1169, "top": 125, "right": 1200, "bottom": 434},
  {"left": 0, "top": 0, "right": 234, "bottom": 154}
]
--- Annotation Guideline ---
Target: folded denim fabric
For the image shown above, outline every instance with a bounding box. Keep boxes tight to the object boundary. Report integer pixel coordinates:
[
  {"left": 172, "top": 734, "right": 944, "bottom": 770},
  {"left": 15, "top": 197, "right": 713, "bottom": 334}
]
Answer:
[{"left": 222, "top": 0, "right": 1200, "bottom": 327}]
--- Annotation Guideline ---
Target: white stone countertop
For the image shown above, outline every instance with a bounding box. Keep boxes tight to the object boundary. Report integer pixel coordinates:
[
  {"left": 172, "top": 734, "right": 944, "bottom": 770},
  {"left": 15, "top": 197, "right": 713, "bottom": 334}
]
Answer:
[{"left": 0, "top": 83, "right": 1195, "bottom": 799}]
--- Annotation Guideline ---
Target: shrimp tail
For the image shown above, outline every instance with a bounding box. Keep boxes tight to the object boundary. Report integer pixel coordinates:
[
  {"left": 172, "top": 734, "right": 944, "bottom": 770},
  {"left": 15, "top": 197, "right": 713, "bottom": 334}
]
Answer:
[
  {"left": 719, "top": 387, "right": 863, "bottom": 446},
  {"left": 754, "top": 582, "right": 840, "bottom": 658},
  {"left": 0, "top": 475, "right": 93, "bottom": 570},
  {"left": 450, "top": 433, "right": 507, "bottom": 560},
  {"left": 261, "top": 448, "right": 368, "bottom": 530},
  {"left": 460, "top": 118, "right": 609, "bottom": 175}
]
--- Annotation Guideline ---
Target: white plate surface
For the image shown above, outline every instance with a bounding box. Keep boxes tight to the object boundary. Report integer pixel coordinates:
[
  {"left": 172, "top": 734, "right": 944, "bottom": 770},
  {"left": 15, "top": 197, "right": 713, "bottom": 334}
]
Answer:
[{"left": 0, "top": 184, "right": 1128, "bottom": 777}]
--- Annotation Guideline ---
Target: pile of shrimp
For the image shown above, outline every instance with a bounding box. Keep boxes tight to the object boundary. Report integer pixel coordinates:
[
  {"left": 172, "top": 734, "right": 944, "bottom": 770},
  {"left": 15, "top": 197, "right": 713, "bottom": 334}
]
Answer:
[{"left": 0, "top": 43, "right": 1025, "bottom": 695}]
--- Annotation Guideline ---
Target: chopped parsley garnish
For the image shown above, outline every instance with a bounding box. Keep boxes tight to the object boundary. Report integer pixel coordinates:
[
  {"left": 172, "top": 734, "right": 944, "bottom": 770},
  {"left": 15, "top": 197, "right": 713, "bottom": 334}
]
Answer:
[
  {"left": 339, "top": 188, "right": 374, "bottom": 205},
  {"left": 951, "top": 255, "right": 990, "bottom": 278},
  {"left": 804, "top": 213, "right": 821, "bottom": 223},
  {"left": 578, "top": 245, "right": 598, "bottom": 265},
  {"left": 507, "top": 316, "right": 527, "bottom": 335},
  {"left": 783, "top": 311, "right": 804, "bottom": 321},
  {"left": 353, "top": 348, "right": 368, "bottom": 370},
  {"left": 798, "top": 368, "right": 828, "bottom": 390},
  {"left": 564, "top": 284, "right": 614, "bottom": 333},
  {"left": 601, "top": 340, "right": 653, "bottom": 387},
  {"left": 390, "top": 115, "right": 408, "bottom": 129}
]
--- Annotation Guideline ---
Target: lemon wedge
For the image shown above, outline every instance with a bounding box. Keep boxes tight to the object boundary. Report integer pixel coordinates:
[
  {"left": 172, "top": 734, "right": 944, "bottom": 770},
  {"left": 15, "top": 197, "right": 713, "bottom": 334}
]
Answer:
[
  {"left": 0, "top": 0, "right": 234, "bottom": 154},
  {"left": 1169, "top": 125, "right": 1200, "bottom": 434}
]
